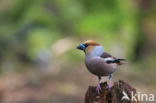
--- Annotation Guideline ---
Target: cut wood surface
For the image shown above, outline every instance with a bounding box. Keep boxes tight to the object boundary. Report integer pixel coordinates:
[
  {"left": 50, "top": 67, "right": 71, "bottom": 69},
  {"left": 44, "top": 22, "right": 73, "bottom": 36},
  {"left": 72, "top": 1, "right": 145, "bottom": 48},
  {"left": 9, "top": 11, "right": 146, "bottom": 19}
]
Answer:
[{"left": 85, "top": 80, "right": 139, "bottom": 103}]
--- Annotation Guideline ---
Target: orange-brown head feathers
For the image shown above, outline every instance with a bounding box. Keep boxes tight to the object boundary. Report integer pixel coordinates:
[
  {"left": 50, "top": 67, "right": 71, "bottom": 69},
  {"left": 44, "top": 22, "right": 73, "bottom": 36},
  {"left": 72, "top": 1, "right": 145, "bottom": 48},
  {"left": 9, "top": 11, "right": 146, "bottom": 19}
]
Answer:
[
  {"left": 77, "top": 40, "right": 101, "bottom": 54},
  {"left": 84, "top": 40, "right": 100, "bottom": 46}
]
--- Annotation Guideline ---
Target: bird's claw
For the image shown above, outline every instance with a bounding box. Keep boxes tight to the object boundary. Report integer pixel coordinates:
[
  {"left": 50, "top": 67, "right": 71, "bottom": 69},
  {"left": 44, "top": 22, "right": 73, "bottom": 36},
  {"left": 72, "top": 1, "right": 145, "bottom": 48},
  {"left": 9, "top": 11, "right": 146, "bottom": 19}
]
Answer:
[
  {"left": 106, "top": 85, "right": 111, "bottom": 91},
  {"left": 96, "top": 83, "right": 101, "bottom": 94}
]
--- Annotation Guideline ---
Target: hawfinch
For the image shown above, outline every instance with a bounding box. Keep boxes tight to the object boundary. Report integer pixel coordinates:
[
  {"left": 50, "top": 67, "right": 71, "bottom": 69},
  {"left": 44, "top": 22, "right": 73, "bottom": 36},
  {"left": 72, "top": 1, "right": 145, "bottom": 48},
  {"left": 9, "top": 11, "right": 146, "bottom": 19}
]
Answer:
[{"left": 77, "top": 40, "right": 125, "bottom": 93}]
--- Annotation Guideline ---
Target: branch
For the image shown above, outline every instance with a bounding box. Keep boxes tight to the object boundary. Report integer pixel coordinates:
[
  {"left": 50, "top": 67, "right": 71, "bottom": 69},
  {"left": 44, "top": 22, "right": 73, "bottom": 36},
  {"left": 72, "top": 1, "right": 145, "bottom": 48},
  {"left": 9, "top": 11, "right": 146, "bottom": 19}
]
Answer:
[{"left": 85, "top": 80, "right": 139, "bottom": 103}]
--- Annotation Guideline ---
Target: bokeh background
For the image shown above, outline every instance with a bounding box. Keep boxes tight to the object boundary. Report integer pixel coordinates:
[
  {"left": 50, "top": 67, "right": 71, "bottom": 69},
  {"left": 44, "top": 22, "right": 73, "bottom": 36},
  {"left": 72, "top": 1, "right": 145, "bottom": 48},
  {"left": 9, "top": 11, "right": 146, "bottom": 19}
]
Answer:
[{"left": 0, "top": 0, "right": 156, "bottom": 103}]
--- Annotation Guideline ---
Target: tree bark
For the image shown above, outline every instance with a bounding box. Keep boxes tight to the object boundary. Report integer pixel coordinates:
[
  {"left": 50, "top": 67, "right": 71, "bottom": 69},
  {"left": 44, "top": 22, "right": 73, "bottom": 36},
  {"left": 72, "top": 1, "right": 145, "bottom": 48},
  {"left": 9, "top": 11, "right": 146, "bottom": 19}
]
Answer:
[{"left": 85, "top": 80, "right": 139, "bottom": 103}]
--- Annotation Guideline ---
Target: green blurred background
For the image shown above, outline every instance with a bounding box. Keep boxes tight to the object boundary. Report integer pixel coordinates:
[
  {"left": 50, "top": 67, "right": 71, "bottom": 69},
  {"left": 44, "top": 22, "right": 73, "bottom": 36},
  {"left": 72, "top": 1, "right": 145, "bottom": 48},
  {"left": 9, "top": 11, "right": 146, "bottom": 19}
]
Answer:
[{"left": 0, "top": 0, "right": 156, "bottom": 103}]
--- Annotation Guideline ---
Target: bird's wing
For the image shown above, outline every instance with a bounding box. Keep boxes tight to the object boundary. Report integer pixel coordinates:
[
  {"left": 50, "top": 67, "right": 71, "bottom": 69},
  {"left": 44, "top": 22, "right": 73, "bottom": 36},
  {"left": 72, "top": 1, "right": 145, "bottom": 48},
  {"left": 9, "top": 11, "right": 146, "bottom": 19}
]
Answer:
[
  {"left": 100, "top": 52, "right": 115, "bottom": 62},
  {"left": 100, "top": 52, "right": 125, "bottom": 65},
  {"left": 100, "top": 52, "right": 112, "bottom": 58}
]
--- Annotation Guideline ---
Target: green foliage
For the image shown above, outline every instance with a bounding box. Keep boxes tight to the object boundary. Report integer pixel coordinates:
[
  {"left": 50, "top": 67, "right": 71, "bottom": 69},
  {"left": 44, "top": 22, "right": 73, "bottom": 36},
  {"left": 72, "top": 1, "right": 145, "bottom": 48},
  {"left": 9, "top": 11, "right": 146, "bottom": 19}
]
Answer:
[{"left": 0, "top": 0, "right": 153, "bottom": 64}]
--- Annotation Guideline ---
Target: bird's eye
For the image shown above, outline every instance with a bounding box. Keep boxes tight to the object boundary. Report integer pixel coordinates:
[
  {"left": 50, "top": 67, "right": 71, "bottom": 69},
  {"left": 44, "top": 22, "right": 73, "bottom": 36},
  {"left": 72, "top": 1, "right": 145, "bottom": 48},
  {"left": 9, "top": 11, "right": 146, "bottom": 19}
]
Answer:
[{"left": 84, "top": 44, "right": 89, "bottom": 48}]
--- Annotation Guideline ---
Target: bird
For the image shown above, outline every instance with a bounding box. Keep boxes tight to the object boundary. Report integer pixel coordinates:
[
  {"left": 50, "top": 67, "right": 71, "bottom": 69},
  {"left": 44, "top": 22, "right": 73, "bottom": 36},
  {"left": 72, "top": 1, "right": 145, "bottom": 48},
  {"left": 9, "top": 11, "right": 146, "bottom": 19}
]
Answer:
[{"left": 77, "top": 40, "right": 125, "bottom": 93}]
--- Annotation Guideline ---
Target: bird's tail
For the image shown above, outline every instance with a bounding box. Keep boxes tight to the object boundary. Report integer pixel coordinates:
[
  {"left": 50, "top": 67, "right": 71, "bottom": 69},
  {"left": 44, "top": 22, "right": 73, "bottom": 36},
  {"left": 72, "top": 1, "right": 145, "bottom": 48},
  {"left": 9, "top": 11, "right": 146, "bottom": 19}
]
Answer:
[{"left": 115, "top": 59, "right": 126, "bottom": 65}]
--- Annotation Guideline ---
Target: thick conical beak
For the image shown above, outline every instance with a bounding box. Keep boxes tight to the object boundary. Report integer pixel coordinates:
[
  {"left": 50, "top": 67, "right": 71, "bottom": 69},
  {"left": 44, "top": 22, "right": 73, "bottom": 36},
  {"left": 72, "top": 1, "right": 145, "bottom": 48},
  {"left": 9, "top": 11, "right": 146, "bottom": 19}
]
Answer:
[{"left": 77, "top": 44, "right": 85, "bottom": 51}]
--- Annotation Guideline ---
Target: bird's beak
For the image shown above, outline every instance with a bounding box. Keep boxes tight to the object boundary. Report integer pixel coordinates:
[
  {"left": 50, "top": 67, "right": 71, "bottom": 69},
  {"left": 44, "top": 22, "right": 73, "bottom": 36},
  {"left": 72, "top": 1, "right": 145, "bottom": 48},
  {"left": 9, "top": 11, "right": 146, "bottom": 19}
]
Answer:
[{"left": 77, "top": 44, "right": 85, "bottom": 51}]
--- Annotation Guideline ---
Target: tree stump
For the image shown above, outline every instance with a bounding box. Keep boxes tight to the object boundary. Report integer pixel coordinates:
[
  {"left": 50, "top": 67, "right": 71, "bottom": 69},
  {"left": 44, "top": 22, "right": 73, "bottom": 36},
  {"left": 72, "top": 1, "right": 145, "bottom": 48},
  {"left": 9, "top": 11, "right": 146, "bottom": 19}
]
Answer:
[{"left": 85, "top": 80, "right": 139, "bottom": 103}]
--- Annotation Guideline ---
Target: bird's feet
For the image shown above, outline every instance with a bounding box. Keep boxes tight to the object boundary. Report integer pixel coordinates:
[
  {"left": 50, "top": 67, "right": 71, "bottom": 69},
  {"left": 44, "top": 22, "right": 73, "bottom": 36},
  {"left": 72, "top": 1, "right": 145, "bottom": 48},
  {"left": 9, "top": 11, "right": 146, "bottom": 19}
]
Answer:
[
  {"left": 106, "top": 83, "right": 111, "bottom": 91},
  {"left": 107, "top": 74, "right": 112, "bottom": 92},
  {"left": 96, "top": 82, "right": 101, "bottom": 94}
]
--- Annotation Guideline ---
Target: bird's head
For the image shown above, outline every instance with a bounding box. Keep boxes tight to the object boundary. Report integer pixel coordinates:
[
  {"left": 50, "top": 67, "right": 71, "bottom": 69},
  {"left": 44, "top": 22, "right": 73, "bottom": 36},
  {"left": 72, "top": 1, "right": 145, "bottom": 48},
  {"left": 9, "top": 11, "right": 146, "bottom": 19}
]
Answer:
[{"left": 77, "top": 40, "right": 100, "bottom": 54}]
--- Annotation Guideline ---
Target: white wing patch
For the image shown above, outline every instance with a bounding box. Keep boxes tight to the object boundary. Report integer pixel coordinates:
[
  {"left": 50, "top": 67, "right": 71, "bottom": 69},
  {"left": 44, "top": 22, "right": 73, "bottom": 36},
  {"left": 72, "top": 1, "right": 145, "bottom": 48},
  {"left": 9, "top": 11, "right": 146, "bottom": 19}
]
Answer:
[{"left": 104, "top": 57, "right": 114, "bottom": 61}]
